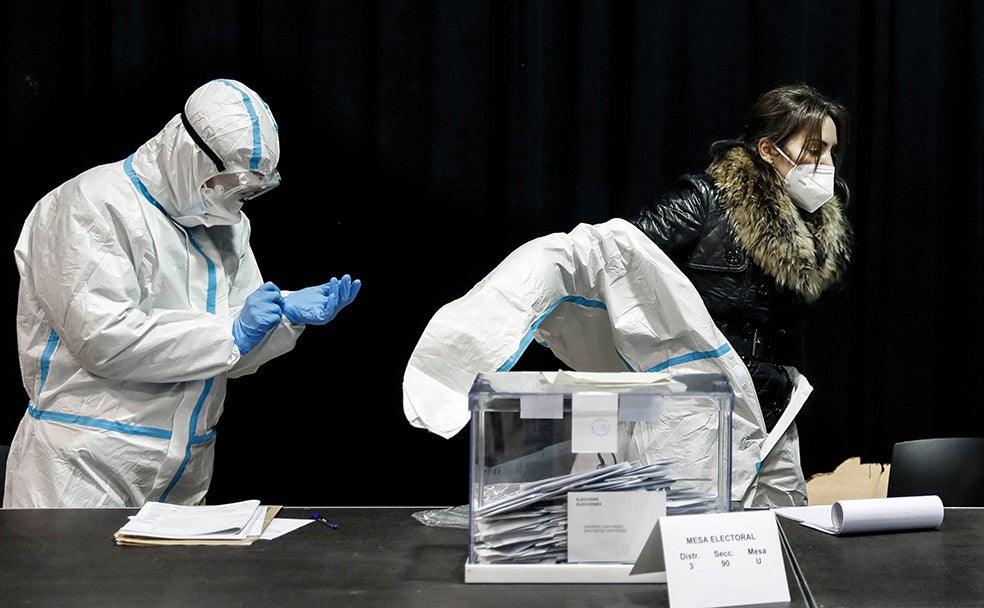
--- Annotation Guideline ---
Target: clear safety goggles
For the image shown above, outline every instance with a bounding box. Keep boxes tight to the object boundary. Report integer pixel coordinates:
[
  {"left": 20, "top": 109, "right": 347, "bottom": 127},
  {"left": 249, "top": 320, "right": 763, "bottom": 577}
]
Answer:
[{"left": 202, "top": 169, "right": 281, "bottom": 204}]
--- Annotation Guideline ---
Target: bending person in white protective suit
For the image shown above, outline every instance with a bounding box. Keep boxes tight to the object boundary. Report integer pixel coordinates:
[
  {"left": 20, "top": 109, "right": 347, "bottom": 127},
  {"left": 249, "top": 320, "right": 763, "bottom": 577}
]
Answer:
[
  {"left": 403, "top": 218, "right": 810, "bottom": 508},
  {"left": 4, "top": 78, "right": 360, "bottom": 508}
]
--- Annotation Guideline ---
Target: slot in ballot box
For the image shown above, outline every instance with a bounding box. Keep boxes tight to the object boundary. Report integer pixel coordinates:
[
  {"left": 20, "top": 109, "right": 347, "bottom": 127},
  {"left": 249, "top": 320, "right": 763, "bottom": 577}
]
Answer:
[{"left": 464, "top": 371, "right": 733, "bottom": 583}]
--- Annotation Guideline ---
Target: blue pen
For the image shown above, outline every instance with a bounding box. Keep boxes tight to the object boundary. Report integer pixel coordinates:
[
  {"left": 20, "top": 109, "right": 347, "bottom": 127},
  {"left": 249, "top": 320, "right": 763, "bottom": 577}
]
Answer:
[{"left": 311, "top": 511, "right": 339, "bottom": 529}]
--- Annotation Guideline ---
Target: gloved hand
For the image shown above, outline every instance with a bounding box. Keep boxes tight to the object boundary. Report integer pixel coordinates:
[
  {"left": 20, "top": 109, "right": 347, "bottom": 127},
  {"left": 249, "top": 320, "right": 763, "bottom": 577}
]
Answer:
[
  {"left": 282, "top": 274, "right": 362, "bottom": 326},
  {"left": 232, "top": 282, "right": 285, "bottom": 354}
]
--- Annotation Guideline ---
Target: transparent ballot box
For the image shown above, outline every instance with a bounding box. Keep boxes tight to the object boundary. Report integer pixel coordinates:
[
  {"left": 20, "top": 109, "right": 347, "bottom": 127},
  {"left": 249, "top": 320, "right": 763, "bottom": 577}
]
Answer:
[{"left": 465, "top": 371, "right": 733, "bottom": 583}]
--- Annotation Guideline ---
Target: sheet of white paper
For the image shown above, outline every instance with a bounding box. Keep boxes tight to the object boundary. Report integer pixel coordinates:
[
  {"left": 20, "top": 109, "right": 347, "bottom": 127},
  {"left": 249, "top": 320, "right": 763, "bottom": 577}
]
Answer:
[
  {"left": 774, "top": 495, "right": 944, "bottom": 535},
  {"left": 633, "top": 510, "right": 789, "bottom": 608},
  {"left": 567, "top": 490, "right": 666, "bottom": 562},
  {"left": 261, "top": 518, "right": 315, "bottom": 540},
  {"left": 551, "top": 371, "right": 685, "bottom": 387},
  {"left": 571, "top": 391, "right": 618, "bottom": 453}
]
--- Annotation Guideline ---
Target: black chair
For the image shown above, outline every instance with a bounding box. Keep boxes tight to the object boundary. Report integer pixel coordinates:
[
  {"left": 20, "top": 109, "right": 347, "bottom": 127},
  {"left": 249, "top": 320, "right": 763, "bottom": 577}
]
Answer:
[{"left": 887, "top": 437, "right": 984, "bottom": 506}]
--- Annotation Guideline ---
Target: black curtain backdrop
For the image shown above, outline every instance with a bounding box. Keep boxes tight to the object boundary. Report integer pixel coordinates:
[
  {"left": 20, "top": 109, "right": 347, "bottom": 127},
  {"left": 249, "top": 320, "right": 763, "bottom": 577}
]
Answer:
[{"left": 2, "top": 1, "right": 982, "bottom": 506}]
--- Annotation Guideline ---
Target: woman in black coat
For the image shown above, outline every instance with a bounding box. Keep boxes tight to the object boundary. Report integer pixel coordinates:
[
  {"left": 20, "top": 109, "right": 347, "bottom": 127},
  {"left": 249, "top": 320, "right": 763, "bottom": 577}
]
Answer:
[{"left": 629, "top": 83, "right": 853, "bottom": 505}]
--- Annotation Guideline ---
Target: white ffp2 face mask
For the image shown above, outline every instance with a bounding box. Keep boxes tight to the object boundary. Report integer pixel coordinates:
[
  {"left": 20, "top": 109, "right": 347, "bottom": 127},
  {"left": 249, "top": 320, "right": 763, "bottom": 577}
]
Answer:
[
  {"left": 168, "top": 192, "right": 243, "bottom": 227},
  {"left": 200, "top": 197, "right": 245, "bottom": 226},
  {"left": 176, "top": 170, "right": 281, "bottom": 227},
  {"left": 772, "top": 144, "right": 835, "bottom": 213}
]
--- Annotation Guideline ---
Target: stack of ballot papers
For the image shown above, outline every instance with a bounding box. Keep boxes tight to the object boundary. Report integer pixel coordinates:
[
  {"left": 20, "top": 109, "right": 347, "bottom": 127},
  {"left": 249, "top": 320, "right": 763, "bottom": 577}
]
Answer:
[
  {"left": 114, "top": 499, "right": 281, "bottom": 546},
  {"left": 472, "top": 460, "right": 716, "bottom": 564}
]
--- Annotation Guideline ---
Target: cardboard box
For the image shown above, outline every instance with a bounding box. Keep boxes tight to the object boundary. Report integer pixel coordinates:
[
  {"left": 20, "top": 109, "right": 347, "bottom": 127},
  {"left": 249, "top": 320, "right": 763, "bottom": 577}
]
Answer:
[{"left": 806, "top": 457, "right": 891, "bottom": 505}]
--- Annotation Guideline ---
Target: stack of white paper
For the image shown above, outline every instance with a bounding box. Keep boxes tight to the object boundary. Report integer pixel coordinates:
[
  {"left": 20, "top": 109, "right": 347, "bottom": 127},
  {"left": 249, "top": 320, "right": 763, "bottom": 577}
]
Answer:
[
  {"left": 114, "top": 499, "right": 276, "bottom": 546},
  {"left": 472, "top": 460, "right": 716, "bottom": 564}
]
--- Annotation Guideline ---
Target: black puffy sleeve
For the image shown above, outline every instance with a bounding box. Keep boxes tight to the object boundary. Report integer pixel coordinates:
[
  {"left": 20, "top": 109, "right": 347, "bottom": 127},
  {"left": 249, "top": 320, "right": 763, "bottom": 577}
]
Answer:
[{"left": 627, "top": 173, "right": 715, "bottom": 254}]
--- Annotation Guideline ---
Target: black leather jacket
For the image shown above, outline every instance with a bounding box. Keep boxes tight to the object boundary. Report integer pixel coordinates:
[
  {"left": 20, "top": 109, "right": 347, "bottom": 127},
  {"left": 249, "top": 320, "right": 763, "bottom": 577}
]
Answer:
[
  {"left": 630, "top": 143, "right": 852, "bottom": 367},
  {"left": 630, "top": 146, "right": 851, "bottom": 429},
  {"left": 631, "top": 172, "right": 803, "bottom": 363}
]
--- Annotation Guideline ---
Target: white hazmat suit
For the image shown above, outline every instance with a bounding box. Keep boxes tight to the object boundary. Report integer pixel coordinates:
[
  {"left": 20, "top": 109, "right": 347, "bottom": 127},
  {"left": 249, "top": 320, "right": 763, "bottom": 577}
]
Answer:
[
  {"left": 4, "top": 79, "right": 303, "bottom": 508},
  {"left": 403, "top": 219, "right": 808, "bottom": 508}
]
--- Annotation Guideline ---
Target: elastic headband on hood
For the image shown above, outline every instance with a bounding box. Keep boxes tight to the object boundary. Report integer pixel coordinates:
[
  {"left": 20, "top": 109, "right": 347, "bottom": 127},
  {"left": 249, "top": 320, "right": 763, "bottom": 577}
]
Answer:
[{"left": 180, "top": 110, "right": 226, "bottom": 173}]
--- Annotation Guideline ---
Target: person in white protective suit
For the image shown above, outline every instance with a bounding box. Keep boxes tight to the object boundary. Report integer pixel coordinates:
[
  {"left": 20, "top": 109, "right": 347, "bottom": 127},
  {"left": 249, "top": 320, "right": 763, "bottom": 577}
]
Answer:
[
  {"left": 4, "top": 78, "right": 361, "bottom": 508},
  {"left": 403, "top": 218, "right": 812, "bottom": 508}
]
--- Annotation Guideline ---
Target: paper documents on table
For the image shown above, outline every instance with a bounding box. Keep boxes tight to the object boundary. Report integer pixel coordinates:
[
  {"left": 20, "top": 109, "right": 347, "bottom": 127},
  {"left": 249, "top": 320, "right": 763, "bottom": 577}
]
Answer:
[
  {"left": 114, "top": 499, "right": 282, "bottom": 546},
  {"left": 774, "top": 495, "right": 944, "bottom": 536}
]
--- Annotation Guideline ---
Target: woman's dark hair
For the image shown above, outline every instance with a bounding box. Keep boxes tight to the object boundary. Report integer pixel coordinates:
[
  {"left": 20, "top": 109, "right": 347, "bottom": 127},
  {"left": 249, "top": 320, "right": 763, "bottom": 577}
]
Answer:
[{"left": 710, "top": 83, "right": 851, "bottom": 204}]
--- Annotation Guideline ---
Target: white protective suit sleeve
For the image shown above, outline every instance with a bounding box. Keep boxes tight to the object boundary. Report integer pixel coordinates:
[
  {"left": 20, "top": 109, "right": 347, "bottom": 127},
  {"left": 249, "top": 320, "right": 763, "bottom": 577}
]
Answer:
[{"left": 402, "top": 218, "right": 807, "bottom": 507}]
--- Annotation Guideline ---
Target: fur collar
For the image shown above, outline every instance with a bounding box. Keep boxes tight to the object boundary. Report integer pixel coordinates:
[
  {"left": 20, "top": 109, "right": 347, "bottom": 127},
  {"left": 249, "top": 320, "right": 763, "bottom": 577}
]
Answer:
[{"left": 707, "top": 147, "right": 852, "bottom": 303}]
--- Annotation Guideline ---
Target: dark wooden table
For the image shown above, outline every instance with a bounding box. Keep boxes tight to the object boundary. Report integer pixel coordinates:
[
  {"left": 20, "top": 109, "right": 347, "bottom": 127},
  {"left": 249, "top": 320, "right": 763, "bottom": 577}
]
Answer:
[
  {"left": 0, "top": 506, "right": 671, "bottom": 607},
  {"left": 6, "top": 504, "right": 978, "bottom": 607},
  {"left": 777, "top": 506, "right": 984, "bottom": 607}
]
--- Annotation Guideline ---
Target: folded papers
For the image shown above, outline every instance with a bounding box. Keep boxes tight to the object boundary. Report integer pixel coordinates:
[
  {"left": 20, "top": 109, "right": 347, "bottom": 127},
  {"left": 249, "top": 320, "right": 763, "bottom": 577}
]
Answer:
[
  {"left": 774, "top": 495, "right": 944, "bottom": 535},
  {"left": 472, "top": 460, "right": 718, "bottom": 564},
  {"left": 114, "top": 499, "right": 281, "bottom": 546}
]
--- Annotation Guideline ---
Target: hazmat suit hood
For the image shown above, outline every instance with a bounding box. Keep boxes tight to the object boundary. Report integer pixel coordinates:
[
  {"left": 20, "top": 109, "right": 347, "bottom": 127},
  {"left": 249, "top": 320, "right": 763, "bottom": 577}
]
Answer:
[{"left": 129, "top": 78, "right": 280, "bottom": 227}]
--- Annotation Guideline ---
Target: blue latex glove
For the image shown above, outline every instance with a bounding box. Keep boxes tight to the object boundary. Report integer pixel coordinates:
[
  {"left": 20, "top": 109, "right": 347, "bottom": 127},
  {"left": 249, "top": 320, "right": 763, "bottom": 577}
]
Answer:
[
  {"left": 232, "top": 282, "right": 285, "bottom": 354},
  {"left": 282, "top": 274, "right": 362, "bottom": 326}
]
